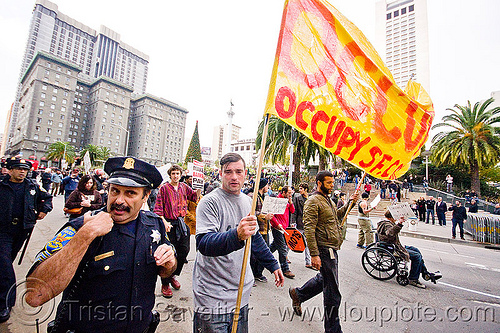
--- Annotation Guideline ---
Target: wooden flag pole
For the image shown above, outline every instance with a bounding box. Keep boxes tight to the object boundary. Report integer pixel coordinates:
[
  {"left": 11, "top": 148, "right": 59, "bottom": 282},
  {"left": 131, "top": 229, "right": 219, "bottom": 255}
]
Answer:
[
  {"left": 231, "top": 113, "right": 271, "bottom": 333},
  {"left": 340, "top": 171, "right": 366, "bottom": 228}
]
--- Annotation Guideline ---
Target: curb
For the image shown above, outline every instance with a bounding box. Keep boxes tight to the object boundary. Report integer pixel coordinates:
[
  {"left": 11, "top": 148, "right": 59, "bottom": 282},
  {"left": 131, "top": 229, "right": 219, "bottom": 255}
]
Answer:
[{"left": 346, "top": 222, "right": 490, "bottom": 249}]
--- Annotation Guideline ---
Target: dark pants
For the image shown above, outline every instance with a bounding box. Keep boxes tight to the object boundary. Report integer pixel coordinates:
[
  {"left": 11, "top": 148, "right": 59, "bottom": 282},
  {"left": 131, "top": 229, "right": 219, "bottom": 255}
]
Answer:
[
  {"left": 193, "top": 305, "right": 248, "bottom": 333},
  {"left": 42, "top": 182, "right": 51, "bottom": 192},
  {"left": 250, "top": 233, "right": 269, "bottom": 278},
  {"left": 452, "top": 219, "right": 464, "bottom": 238},
  {"left": 380, "top": 188, "right": 386, "bottom": 199},
  {"left": 418, "top": 209, "right": 425, "bottom": 222},
  {"left": 269, "top": 228, "right": 289, "bottom": 272},
  {"left": 295, "top": 247, "right": 342, "bottom": 333},
  {"left": 436, "top": 211, "right": 446, "bottom": 226},
  {"left": 51, "top": 182, "right": 60, "bottom": 196},
  {"left": 0, "top": 230, "right": 29, "bottom": 311},
  {"left": 405, "top": 245, "right": 428, "bottom": 281},
  {"left": 426, "top": 209, "right": 435, "bottom": 224},
  {"left": 162, "top": 217, "right": 190, "bottom": 286}
]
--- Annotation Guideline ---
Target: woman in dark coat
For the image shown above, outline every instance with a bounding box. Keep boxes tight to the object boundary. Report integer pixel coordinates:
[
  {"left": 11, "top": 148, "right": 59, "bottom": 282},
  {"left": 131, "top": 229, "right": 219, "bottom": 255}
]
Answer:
[
  {"left": 64, "top": 175, "right": 102, "bottom": 220},
  {"left": 417, "top": 196, "right": 427, "bottom": 222}
]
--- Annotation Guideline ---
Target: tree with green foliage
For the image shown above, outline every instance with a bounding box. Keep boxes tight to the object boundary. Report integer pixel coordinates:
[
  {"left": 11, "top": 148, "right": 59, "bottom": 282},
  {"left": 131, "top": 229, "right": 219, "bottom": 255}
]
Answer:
[
  {"left": 256, "top": 116, "right": 334, "bottom": 185},
  {"left": 80, "top": 144, "right": 112, "bottom": 167},
  {"left": 185, "top": 121, "right": 202, "bottom": 163},
  {"left": 431, "top": 97, "right": 500, "bottom": 196},
  {"left": 47, "top": 141, "right": 76, "bottom": 166}
]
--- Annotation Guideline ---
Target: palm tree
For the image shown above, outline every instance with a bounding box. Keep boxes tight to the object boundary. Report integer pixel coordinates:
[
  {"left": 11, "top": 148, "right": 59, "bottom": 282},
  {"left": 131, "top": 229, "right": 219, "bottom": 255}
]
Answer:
[
  {"left": 80, "top": 144, "right": 112, "bottom": 167},
  {"left": 431, "top": 97, "right": 500, "bottom": 196},
  {"left": 46, "top": 141, "right": 76, "bottom": 165}
]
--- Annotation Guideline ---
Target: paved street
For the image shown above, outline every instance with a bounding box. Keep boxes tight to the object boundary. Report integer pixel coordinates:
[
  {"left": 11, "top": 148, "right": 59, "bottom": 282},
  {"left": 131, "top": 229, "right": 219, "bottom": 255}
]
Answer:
[{"left": 1, "top": 195, "right": 499, "bottom": 332}]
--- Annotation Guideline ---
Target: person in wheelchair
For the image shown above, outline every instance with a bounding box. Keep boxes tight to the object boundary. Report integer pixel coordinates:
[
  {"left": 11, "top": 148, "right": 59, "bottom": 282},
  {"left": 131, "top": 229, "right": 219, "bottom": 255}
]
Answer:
[{"left": 377, "top": 210, "right": 442, "bottom": 289}]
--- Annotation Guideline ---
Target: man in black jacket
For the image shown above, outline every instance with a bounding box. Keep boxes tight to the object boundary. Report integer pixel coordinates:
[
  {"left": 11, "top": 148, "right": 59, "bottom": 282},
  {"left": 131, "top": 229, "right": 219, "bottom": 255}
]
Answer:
[
  {"left": 449, "top": 201, "right": 467, "bottom": 240},
  {"left": 0, "top": 157, "right": 53, "bottom": 322},
  {"left": 435, "top": 197, "right": 447, "bottom": 226}
]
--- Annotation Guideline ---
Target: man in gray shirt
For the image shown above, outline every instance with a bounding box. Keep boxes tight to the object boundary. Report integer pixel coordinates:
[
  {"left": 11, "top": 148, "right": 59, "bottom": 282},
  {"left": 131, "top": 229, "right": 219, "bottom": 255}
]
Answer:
[{"left": 193, "top": 153, "right": 284, "bottom": 332}]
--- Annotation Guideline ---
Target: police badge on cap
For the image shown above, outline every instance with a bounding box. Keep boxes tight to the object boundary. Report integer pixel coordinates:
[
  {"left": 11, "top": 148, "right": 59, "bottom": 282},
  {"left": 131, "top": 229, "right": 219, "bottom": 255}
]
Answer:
[
  {"left": 6, "top": 157, "right": 32, "bottom": 170},
  {"left": 104, "top": 157, "right": 162, "bottom": 189}
]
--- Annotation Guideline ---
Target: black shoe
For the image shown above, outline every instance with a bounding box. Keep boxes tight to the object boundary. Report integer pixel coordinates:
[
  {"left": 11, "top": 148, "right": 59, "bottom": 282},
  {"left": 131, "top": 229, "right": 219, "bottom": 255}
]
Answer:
[
  {"left": 0, "top": 308, "right": 10, "bottom": 323},
  {"left": 429, "top": 271, "right": 442, "bottom": 284}
]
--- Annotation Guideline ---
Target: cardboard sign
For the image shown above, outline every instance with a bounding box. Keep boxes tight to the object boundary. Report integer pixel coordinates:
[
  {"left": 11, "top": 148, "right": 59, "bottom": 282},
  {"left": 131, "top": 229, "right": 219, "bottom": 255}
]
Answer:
[
  {"left": 284, "top": 228, "right": 306, "bottom": 253},
  {"left": 261, "top": 196, "right": 289, "bottom": 215},
  {"left": 188, "top": 160, "right": 204, "bottom": 190},
  {"left": 388, "top": 202, "right": 416, "bottom": 220}
]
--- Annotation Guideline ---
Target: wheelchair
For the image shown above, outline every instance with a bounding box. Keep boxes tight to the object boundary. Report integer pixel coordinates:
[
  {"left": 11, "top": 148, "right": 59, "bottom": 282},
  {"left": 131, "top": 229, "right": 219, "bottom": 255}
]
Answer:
[{"left": 361, "top": 240, "right": 409, "bottom": 286}]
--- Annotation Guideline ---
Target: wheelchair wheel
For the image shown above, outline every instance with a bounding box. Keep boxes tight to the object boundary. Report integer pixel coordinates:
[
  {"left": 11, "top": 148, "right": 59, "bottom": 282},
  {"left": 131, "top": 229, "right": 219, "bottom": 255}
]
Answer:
[
  {"left": 396, "top": 275, "right": 409, "bottom": 286},
  {"left": 361, "top": 247, "right": 398, "bottom": 280}
]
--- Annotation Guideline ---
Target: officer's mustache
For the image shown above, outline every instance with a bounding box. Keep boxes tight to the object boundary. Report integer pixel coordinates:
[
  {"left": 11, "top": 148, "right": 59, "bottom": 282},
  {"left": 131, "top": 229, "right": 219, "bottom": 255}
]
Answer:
[{"left": 110, "top": 203, "right": 131, "bottom": 212}]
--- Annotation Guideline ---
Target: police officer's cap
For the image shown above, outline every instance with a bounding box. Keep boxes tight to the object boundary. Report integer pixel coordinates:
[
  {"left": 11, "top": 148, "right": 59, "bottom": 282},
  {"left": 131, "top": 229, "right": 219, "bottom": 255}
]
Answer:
[
  {"left": 7, "top": 157, "right": 32, "bottom": 170},
  {"left": 104, "top": 157, "right": 162, "bottom": 189}
]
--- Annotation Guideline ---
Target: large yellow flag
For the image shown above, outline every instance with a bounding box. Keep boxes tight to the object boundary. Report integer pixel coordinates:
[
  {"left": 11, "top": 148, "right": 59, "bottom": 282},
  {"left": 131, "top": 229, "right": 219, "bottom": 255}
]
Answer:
[{"left": 264, "top": 0, "right": 434, "bottom": 179}]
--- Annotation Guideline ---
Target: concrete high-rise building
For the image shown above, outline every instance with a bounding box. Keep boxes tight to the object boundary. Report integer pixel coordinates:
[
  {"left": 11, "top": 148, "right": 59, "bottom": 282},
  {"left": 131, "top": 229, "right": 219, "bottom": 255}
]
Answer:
[
  {"left": 10, "top": 50, "right": 187, "bottom": 166},
  {"left": 129, "top": 94, "right": 187, "bottom": 165},
  {"left": 7, "top": 0, "right": 149, "bottom": 152},
  {"left": 212, "top": 124, "right": 240, "bottom": 162},
  {"left": 230, "top": 138, "right": 257, "bottom": 167},
  {"left": 375, "top": 0, "right": 430, "bottom": 92}
]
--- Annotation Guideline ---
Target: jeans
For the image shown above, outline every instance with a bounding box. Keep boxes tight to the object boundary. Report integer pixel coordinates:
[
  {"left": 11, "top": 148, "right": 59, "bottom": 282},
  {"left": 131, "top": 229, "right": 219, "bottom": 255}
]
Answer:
[
  {"left": 295, "top": 247, "right": 342, "bottom": 333},
  {"left": 193, "top": 305, "right": 248, "bottom": 333},
  {"left": 269, "top": 228, "right": 290, "bottom": 272},
  {"left": 250, "top": 233, "right": 269, "bottom": 278},
  {"left": 436, "top": 211, "right": 446, "bottom": 226},
  {"left": 405, "top": 245, "right": 428, "bottom": 281},
  {"left": 426, "top": 209, "right": 435, "bottom": 224},
  {"left": 298, "top": 229, "right": 311, "bottom": 265},
  {"left": 452, "top": 219, "right": 464, "bottom": 238},
  {"left": 380, "top": 188, "right": 386, "bottom": 199}
]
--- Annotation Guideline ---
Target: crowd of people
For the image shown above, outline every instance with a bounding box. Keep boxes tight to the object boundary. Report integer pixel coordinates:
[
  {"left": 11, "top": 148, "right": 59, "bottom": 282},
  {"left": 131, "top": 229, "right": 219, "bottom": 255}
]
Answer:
[{"left": 0, "top": 153, "right": 488, "bottom": 332}]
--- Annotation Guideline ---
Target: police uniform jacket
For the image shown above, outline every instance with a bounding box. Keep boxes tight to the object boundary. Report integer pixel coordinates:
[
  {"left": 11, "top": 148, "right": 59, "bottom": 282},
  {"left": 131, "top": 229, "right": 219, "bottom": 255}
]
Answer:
[
  {"left": 29, "top": 209, "right": 171, "bottom": 333},
  {"left": 0, "top": 175, "right": 53, "bottom": 230}
]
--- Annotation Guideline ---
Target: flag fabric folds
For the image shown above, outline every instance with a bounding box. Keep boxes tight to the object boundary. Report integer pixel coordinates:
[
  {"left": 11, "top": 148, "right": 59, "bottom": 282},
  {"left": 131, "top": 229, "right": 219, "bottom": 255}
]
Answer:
[{"left": 264, "top": 0, "right": 434, "bottom": 179}]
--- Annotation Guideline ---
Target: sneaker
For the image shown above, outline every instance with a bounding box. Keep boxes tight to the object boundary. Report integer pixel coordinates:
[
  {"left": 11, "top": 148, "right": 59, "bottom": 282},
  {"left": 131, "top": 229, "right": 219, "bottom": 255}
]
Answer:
[
  {"left": 0, "top": 308, "right": 10, "bottom": 323},
  {"left": 289, "top": 288, "right": 302, "bottom": 316},
  {"left": 356, "top": 244, "right": 366, "bottom": 249},
  {"left": 452, "top": 236, "right": 456, "bottom": 239},
  {"left": 305, "top": 264, "right": 318, "bottom": 271},
  {"left": 255, "top": 275, "right": 268, "bottom": 283},
  {"left": 409, "top": 280, "right": 426, "bottom": 289},
  {"left": 161, "top": 284, "right": 173, "bottom": 298},
  {"left": 460, "top": 237, "right": 466, "bottom": 241},
  {"left": 170, "top": 276, "right": 181, "bottom": 290},
  {"left": 428, "top": 271, "right": 442, "bottom": 284},
  {"left": 284, "top": 271, "right": 295, "bottom": 279}
]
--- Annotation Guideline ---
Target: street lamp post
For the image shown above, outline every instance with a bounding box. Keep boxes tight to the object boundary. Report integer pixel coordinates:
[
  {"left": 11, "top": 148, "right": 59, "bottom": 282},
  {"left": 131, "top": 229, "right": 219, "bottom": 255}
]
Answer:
[
  {"left": 421, "top": 150, "right": 432, "bottom": 183},
  {"left": 116, "top": 124, "right": 130, "bottom": 156}
]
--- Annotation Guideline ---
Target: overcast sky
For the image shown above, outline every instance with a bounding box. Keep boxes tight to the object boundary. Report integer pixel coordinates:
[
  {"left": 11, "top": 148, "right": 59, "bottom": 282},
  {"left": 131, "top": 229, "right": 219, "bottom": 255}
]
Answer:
[{"left": 1, "top": 0, "right": 499, "bottom": 150}]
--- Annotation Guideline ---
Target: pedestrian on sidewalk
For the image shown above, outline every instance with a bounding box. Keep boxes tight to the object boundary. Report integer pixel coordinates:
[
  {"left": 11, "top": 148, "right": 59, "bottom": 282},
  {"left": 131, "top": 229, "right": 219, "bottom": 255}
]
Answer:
[
  {"left": 193, "top": 153, "right": 283, "bottom": 332},
  {"left": 469, "top": 199, "right": 478, "bottom": 213},
  {"left": 0, "top": 158, "right": 53, "bottom": 323},
  {"left": 357, "top": 192, "right": 376, "bottom": 249},
  {"left": 154, "top": 164, "right": 200, "bottom": 298},
  {"left": 380, "top": 180, "right": 387, "bottom": 199},
  {"left": 50, "top": 169, "right": 63, "bottom": 197},
  {"left": 417, "top": 197, "right": 426, "bottom": 222},
  {"left": 409, "top": 174, "right": 414, "bottom": 192},
  {"left": 269, "top": 186, "right": 295, "bottom": 279},
  {"left": 449, "top": 200, "right": 467, "bottom": 240},
  {"left": 425, "top": 196, "right": 436, "bottom": 224},
  {"left": 293, "top": 183, "right": 314, "bottom": 270},
  {"left": 402, "top": 179, "right": 410, "bottom": 199},
  {"left": 289, "top": 170, "right": 359, "bottom": 333},
  {"left": 436, "top": 197, "right": 447, "bottom": 226},
  {"left": 364, "top": 180, "right": 372, "bottom": 196},
  {"left": 446, "top": 174, "right": 453, "bottom": 193}
]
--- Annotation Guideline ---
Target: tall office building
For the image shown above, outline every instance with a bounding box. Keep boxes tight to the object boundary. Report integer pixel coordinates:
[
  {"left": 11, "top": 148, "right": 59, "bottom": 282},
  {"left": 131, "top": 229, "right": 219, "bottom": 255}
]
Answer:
[
  {"left": 375, "top": 0, "right": 430, "bottom": 92},
  {"left": 129, "top": 94, "right": 187, "bottom": 165},
  {"left": 7, "top": 0, "right": 149, "bottom": 152},
  {"left": 211, "top": 124, "right": 240, "bottom": 162}
]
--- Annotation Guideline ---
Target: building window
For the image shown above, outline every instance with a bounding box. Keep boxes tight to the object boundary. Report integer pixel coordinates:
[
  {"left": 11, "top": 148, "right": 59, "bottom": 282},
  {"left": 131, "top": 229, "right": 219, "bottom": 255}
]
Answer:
[
  {"left": 38, "top": 109, "right": 43, "bottom": 115},
  {"left": 394, "top": 10, "right": 399, "bottom": 17},
  {"left": 409, "top": 5, "right": 414, "bottom": 12},
  {"left": 387, "top": 13, "right": 391, "bottom": 20},
  {"left": 401, "top": 7, "right": 407, "bottom": 14},
  {"left": 34, "top": 134, "right": 39, "bottom": 140},
  {"left": 40, "top": 101, "right": 44, "bottom": 106}
]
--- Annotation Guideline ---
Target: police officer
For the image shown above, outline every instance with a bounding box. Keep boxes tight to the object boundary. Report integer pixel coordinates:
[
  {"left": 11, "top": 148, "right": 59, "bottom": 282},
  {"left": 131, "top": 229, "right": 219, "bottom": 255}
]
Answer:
[
  {"left": 26, "top": 157, "right": 177, "bottom": 333},
  {"left": 0, "top": 157, "right": 53, "bottom": 323}
]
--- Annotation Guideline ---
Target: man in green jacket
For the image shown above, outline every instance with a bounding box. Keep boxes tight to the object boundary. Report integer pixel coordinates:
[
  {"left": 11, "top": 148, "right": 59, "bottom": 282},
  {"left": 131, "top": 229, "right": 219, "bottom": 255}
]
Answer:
[{"left": 289, "top": 170, "right": 357, "bottom": 333}]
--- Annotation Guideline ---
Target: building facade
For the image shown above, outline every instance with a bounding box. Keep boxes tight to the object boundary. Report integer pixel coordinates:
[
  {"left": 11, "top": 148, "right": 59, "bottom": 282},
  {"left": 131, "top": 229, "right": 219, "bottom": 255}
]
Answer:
[
  {"left": 129, "top": 94, "right": 187, "bottom": 165},
  {"left": 8, "top": 0, "right": 149, "bottom": 152},
  {"left": 10, "top": 51, "right": 187, "bottom": 167},
  {"left": 375, "top": 0, "right": 430, "bottom": 92},
  {"left": 211, "top": 123, "right": 240, "bottom": 162},
  {"left": 230, "top": 138, "right": 257, "bottom": 167}
]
